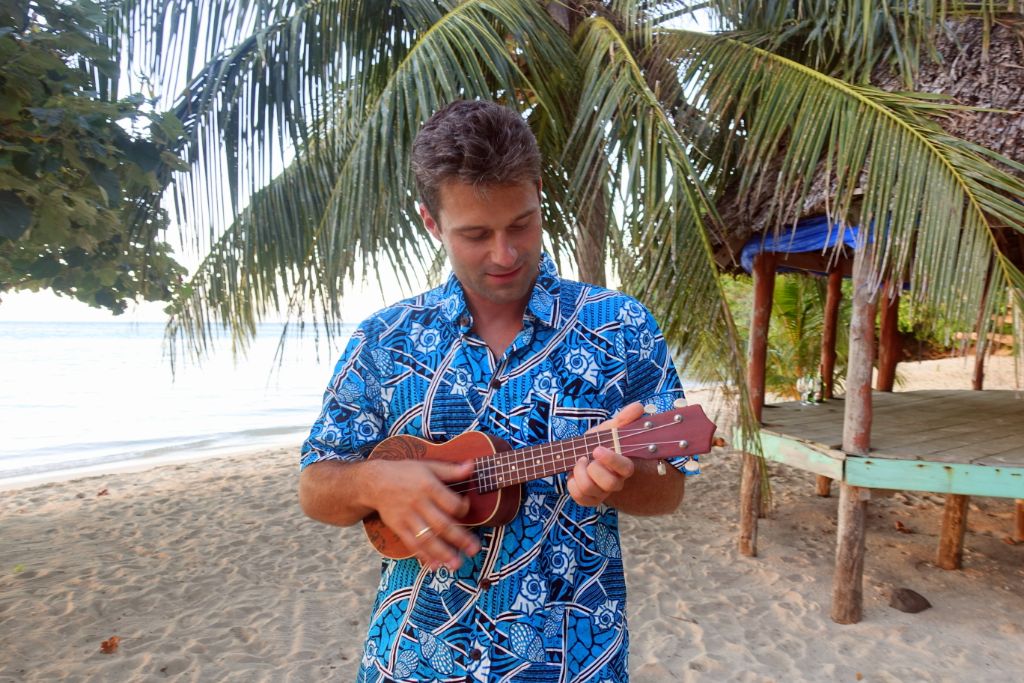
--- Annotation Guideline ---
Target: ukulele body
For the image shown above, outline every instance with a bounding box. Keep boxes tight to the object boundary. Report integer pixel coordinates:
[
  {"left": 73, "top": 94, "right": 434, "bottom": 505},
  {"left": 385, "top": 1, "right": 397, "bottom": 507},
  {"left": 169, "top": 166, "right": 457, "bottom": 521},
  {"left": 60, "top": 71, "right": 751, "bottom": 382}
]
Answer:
[{"left": 362, "top": 431, "right": 522, "bottom": 559}]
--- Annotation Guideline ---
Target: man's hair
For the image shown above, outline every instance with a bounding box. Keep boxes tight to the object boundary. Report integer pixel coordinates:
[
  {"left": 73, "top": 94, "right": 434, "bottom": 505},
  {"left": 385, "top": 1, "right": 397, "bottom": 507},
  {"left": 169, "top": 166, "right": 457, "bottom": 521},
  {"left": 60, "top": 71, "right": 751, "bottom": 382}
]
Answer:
[{"left": 411, "top": 100, "right": 541, "bottom": 218}]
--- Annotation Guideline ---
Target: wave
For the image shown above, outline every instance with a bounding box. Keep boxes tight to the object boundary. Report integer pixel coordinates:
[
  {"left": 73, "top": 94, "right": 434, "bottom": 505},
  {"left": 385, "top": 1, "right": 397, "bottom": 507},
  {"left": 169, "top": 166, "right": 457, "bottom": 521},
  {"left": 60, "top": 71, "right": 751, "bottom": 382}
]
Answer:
[{"left": 0, "top": 426, "right": 310, "bottom": 481}]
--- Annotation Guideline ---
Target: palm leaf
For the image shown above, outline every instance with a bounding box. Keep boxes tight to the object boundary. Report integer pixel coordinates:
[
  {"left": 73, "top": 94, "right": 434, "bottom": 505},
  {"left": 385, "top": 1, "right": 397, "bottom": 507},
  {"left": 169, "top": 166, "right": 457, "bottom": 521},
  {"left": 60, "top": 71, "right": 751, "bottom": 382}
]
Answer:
[
  {"left": 163, "top": 0, "right": 576, "bottom": 359},
  {"left": 567, "top": 15, "right": 763, "bottom": 467},
  {"left": 667, "top": 28, "right": 1024, "bottom": 355},
  {"left": 697, "top": 0, "right": 1019, "bottom": 85}
]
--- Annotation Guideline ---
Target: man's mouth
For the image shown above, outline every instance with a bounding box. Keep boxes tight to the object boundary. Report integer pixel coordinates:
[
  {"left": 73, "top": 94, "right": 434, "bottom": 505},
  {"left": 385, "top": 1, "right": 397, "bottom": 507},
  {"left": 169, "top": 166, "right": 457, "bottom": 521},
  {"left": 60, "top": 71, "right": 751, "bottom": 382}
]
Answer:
[{"left": 488, "top": 266, "right": 522, "bottom": 280}]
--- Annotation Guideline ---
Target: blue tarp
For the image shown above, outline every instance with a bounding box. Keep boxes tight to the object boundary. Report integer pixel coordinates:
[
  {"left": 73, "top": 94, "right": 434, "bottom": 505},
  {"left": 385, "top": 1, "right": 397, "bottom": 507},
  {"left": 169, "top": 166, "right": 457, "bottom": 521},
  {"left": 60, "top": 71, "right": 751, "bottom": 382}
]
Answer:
[{"left": 740, "top": 215, "right": 863, "bottom": 274}]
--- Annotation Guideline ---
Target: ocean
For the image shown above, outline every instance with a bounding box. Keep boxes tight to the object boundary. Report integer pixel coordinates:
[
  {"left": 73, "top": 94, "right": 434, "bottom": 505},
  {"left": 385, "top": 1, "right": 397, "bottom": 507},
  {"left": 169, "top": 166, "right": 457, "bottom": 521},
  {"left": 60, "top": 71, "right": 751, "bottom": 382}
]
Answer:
[{"left": 0, "top": 321, "right": 350, "bottom": 485}]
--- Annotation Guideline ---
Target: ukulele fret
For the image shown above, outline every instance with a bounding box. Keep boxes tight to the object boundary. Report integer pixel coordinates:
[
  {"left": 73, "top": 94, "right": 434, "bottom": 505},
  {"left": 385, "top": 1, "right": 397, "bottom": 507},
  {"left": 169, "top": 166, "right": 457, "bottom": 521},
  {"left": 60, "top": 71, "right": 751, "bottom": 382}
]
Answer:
[{"left": 476, "top": 430, "right": 616, "bottom": 493}]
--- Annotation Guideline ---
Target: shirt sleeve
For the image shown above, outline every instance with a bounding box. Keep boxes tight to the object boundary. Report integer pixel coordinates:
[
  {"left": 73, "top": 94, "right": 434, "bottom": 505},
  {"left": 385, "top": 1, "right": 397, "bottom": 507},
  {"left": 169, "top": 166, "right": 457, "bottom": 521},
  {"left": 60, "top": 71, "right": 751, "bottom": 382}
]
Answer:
[
  {"left": 300, "top": 318, "right": 387, "bottom": 471},
  {"left": 620, "top": 302, "right": 699, "bottom": 477}
]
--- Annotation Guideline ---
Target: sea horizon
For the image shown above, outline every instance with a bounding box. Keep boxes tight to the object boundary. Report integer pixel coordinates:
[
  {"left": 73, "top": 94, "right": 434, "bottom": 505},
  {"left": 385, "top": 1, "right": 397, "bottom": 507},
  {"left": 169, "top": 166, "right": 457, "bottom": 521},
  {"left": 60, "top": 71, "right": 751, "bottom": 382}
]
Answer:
[{"left": 0, "top": 320, "right": 351, "bottom": 486}]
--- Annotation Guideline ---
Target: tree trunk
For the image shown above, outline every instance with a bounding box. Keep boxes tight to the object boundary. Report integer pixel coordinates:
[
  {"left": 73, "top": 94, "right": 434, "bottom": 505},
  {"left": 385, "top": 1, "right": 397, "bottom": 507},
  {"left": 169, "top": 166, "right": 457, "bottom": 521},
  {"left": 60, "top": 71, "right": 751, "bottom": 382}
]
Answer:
[
  {"left": 748, "top": 253, "right": 777, "bottom": 421},
  {"left": 574, "top": 189, "right": 607, "bottom": 287},
  {"left": 739, "top": 253, "right": 776, "bottom": 556},
  {"left": 831, "top": 484, "right": 870, "bottom": 624},
  {"left": 832, "top": 243, "right": 878, "bottom": 625},
  {"left": 843, "top": 246, "right": 878, "bottom": 454},
  {"left": 739, "top": 453, "right": 762, "bottom": 557}
]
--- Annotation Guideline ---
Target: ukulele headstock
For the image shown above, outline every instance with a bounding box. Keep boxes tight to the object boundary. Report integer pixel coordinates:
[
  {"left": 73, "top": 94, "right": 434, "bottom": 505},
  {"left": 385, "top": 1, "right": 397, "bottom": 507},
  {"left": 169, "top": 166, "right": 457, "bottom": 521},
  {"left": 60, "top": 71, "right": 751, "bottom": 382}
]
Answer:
[{"left": 616, "top": 405, "right": 717, "bottom": 460}]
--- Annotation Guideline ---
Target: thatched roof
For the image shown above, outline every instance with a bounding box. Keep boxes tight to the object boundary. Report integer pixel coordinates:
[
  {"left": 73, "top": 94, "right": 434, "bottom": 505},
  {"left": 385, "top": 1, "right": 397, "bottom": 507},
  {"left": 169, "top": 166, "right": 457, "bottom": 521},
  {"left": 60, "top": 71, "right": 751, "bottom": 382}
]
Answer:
[
  {"left": 713, "top": 18, "right": 1024, "bottom": 272},
  {"left": 875, "top": 19, "right": 1024, "bottom": 163}
]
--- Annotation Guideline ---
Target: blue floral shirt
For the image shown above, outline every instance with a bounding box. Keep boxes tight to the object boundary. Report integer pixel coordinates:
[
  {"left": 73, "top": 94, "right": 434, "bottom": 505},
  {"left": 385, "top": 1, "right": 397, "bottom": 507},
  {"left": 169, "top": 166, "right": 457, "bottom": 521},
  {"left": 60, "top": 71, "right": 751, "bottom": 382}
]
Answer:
[{"left": 302, "top": 254, "right": 697, "bottom": 682}]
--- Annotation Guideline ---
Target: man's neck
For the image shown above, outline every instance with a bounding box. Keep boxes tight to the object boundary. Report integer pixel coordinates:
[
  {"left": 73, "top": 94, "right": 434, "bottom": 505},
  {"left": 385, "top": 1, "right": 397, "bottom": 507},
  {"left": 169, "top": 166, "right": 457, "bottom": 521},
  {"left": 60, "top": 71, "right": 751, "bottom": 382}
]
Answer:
[{"left": 464, "top": 292, "right": 531, "bottom": 358}]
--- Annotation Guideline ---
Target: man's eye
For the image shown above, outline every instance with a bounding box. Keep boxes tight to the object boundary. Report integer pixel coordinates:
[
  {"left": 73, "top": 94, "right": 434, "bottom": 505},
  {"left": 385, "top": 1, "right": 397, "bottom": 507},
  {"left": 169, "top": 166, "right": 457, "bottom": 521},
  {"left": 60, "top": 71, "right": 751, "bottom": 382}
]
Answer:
[{"left": 463, "top": 232, "right": 487, "bottom": 241}]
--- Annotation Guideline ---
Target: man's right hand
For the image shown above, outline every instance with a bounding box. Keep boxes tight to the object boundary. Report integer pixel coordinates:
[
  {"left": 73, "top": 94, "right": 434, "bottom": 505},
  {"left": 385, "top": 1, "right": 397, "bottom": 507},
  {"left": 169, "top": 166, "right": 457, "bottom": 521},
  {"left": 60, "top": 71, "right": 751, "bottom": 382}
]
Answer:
[
  {"left": 367, "top": 458, "right": 481, "bottom": 570},
  {"left": 299, "top": 457, "right": 481, "bottom": 570}
]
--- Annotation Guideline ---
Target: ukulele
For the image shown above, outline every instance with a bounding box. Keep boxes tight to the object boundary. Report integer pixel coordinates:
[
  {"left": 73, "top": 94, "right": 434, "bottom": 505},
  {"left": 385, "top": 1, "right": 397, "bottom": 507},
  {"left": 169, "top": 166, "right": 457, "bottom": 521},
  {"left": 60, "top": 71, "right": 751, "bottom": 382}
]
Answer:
[{"left": 363, "top": 403, "right": 717, "bottom": 559}]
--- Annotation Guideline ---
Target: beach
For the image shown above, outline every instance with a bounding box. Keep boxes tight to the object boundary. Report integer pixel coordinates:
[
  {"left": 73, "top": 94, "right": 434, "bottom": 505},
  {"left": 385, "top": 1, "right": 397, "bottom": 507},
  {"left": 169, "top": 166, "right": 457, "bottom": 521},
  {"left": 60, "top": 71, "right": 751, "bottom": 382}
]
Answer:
[{"left": 1, "top": 356, "right": 1022, "bottom": 681}]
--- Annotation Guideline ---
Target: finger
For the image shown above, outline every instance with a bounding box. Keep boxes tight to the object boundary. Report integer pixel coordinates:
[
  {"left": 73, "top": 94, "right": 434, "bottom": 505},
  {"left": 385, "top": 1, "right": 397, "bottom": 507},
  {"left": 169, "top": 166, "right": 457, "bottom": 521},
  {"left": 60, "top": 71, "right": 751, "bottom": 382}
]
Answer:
[
  {"left": 408, "top": 517, "right": 459, "bottom": 568},
  {"left": 609, "top": 402, "right": 645, "bottom": 427},
  {"left": 592, "top": 446, "right": 635, "bottom": 479},
  {"left": 404, "top": 517, "right": 449, "bottom": 568},
  {"left": 416, "top": 525, "right": 479, "bottom": 571},
  {"left": 427, "top": 459, "right": 475, "bottom": 483},
  {"left": 584, "top": 459, "right": 627, "bottom": 495},
  {"left": 568, "top": 458, "right": 603, "bottom": 507},
  {"left": 586, "top": 401, "right": 645, "bottom": 434},
  {"left": 424, "top": 461, "right": 475, "bottom": 517},
  {"left": 420, "top": 505, "right": 481, "bottom": 559}
]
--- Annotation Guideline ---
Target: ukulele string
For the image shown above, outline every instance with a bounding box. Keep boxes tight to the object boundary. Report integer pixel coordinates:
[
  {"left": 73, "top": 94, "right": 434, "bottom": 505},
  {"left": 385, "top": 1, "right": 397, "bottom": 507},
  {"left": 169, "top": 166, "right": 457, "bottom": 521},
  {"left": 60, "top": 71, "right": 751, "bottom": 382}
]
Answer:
[
  {"left": 451, "top": 434, "right": 696, "bottom": 496},
  {"left": 468, "top": 417, "right": 693, "bottom": 488}
]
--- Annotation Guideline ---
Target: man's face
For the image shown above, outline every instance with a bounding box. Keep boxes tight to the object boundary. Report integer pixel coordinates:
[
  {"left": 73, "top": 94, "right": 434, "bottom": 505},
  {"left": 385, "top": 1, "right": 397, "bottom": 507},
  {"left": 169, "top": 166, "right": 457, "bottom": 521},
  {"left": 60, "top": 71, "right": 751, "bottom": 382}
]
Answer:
[{"left": 420, "top": 180, "right": 543, "bottom": 312}]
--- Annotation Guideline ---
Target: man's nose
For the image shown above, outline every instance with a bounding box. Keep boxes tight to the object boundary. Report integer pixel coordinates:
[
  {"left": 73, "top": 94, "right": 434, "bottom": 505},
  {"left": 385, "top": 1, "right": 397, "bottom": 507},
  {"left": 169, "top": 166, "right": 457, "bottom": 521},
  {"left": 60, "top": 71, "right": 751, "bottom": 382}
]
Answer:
[{"left": 492, "top": 234, "right": 518, "bottom": 267}]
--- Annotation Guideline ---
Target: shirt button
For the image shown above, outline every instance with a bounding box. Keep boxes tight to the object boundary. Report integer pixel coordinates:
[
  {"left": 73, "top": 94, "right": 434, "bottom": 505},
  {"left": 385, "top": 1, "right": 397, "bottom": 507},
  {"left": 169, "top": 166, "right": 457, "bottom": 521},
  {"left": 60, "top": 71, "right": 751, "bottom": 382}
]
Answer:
[
  {"left": 459, "top": 315, "right": 471, "bottom": 327},
  {"left": 479, "top": 578, "right": 492, "bottom": 590},
  {"left": 489, "top": 378, "right": 501, "bottom": 390},
  {"left": 470, "top": 648, "right": 483, "bottom": 661}
]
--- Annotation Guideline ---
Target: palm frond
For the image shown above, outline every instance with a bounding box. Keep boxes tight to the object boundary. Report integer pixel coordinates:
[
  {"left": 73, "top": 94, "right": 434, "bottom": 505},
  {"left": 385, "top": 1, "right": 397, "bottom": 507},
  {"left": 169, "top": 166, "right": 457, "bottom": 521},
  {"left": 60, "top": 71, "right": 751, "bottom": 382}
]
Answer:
[
  {"left": 163, "top": 0, "right": 575, "bottom": 358},
  {"left": 567, "top": 15, "right": 762, "bottom": 463},
  {"left": 702, "top": 0, "right": 1021, "bottom": 84},
  {"left": 669, "top": 29, "right": 1024, "bottom": 352}
]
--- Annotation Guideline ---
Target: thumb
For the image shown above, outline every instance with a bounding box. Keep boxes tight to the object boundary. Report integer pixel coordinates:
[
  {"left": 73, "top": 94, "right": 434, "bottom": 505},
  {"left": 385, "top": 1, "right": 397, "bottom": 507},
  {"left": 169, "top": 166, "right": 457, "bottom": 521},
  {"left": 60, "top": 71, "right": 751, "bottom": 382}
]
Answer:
[{"left": 427, "top": 458, "right": 475, "bottom": 482}]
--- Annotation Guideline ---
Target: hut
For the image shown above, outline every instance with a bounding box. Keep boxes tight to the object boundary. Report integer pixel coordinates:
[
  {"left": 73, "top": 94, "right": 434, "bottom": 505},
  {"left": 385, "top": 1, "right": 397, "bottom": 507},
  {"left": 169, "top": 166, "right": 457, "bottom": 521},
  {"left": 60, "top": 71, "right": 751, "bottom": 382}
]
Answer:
[{"left": 714, "top": 19, "right": 1024, "bottom": 624}]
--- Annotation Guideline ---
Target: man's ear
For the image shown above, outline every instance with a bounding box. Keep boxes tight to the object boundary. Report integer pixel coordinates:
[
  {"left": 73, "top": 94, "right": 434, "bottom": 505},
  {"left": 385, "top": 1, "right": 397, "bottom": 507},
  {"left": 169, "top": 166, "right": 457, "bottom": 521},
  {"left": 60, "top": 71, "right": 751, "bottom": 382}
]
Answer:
[{"left": 419, "top": 202, "right": 441, "bottom": 240}]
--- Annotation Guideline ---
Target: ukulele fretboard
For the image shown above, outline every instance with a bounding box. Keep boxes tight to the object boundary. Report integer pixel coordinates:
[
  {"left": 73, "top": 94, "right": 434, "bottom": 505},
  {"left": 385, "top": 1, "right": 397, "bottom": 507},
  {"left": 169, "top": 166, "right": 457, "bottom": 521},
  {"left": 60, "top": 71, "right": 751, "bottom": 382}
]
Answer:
[{"left": 472, "top": 431, "right": 615, "bottom": 493}]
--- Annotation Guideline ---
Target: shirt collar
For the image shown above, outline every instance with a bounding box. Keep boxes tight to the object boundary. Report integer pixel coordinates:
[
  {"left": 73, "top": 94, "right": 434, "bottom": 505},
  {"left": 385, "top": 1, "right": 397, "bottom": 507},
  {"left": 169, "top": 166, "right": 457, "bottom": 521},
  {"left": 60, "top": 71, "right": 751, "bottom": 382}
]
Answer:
[{"left": 437, "top": 252, "right": 561, "bottom": 330}]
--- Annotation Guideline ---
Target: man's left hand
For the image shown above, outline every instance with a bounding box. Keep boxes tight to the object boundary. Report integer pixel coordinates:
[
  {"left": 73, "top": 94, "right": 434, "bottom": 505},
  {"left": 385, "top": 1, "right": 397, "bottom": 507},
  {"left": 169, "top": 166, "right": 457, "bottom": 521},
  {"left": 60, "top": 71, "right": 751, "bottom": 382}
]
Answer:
[{"left": 567, "top": 402, "right": 645, "bottom": 507}]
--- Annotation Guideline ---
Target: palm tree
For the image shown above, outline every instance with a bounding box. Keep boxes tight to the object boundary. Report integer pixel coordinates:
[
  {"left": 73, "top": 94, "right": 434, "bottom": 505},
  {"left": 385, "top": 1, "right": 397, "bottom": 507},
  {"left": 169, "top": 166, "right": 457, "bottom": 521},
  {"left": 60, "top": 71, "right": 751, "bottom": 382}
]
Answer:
[{"left": 107, "top": 1, "right": 1024, "bottom": 436}]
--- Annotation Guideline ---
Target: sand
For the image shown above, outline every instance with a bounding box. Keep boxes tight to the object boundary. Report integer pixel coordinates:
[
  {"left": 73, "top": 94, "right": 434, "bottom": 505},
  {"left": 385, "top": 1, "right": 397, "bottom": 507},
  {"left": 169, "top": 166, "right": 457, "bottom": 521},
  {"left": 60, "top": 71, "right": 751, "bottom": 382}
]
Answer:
[{"left": 1, "top": 356, "right": 1022, "bottom": 681}]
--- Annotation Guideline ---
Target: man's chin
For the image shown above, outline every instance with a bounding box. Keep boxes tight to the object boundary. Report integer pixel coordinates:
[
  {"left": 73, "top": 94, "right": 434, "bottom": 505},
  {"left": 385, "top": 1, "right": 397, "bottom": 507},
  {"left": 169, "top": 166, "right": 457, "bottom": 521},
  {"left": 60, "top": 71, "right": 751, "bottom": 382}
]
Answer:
[{"left": 472, "top": 279, "right": 533, "bottom": 307}]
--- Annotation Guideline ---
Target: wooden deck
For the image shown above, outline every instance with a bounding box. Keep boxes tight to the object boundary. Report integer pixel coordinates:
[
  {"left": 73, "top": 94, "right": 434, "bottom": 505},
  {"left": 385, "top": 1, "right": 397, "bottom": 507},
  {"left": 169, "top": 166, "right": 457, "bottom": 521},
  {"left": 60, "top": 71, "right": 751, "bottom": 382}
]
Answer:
[{"left": 757, "top": 390, "right": 1024, "bottom": 498}]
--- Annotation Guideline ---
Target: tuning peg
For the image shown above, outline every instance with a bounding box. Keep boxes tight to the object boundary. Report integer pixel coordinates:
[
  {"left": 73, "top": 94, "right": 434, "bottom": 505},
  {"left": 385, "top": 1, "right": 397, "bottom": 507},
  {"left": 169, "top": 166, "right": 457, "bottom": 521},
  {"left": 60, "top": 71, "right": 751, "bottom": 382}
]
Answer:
[
  {"left": 673, "top": 397, "right": 687, "bottom": 408},
  {"left": 644, "top": 403, "right": 657, "bottom": 414}
]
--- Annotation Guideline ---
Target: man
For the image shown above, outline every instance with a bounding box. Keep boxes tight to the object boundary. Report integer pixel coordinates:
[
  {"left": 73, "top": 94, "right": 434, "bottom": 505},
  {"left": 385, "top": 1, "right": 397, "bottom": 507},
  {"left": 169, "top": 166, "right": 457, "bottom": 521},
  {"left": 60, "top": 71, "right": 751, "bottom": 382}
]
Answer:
[{"left": 300, "top": 100, "right": 698, "bottom": 682}]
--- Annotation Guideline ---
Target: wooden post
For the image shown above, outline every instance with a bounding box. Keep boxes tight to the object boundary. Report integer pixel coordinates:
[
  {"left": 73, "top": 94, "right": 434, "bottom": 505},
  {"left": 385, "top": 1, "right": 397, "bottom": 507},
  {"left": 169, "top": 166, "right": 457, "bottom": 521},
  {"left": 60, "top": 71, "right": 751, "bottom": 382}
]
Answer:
[
  {"left": 821, "top": 267, "right": 843, "bottom": 400},
  {"left": 740, "top": 252, "right": 776, "bottom": 557},
  {"left": 831, "top": 483, "right": 870, "bottom": 624},
  {"left": 1015, "top": 500, "right": 1024, "bottom": 543},
  {"left": 815, "top": 476, "right": 832, "bottom": 497},
  {"left": 832, "top": 243, "right": 878, "bottom": 625},
  {"left": 936, "top": 494, "right": 969, "bottom": 570},
  {"left": 971, "top": 271, "right": 992, "bottom": 391},
  {"left": 816, "top": 267, "right": 843, "bottom": 497},
  {"left": 876, "top": 280, "right": 900, "bottom": 392}
]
